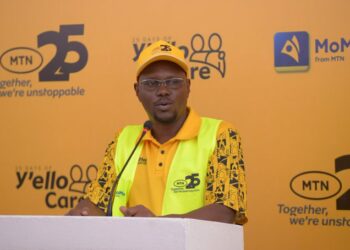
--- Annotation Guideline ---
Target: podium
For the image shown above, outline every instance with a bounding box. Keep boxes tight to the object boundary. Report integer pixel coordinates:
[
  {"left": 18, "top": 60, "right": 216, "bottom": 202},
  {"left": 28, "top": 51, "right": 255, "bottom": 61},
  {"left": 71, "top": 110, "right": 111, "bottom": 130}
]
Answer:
[{"left": 0, "top": 216, "right": 243, "bottom": 250}]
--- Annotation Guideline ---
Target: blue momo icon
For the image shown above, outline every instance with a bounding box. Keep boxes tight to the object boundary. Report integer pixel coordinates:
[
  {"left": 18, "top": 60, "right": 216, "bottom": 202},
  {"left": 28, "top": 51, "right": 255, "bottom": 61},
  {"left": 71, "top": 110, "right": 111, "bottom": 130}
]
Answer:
[{"left": 274, "top": 31, "right": 309, "bottom": 72}]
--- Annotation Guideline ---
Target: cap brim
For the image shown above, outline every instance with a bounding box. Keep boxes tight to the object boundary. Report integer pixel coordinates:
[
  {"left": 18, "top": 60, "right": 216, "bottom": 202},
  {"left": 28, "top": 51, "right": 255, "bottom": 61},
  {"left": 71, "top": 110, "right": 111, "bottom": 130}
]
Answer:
[{"left": 136, "top": 54, "right": 189, "bottom": 77}]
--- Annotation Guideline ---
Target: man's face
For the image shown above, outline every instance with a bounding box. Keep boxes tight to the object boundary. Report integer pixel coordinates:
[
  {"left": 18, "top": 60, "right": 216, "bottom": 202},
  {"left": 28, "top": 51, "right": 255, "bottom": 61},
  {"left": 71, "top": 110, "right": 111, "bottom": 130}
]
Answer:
[{"left": 135, "top": 60, "right": 190, "bottom": 124}]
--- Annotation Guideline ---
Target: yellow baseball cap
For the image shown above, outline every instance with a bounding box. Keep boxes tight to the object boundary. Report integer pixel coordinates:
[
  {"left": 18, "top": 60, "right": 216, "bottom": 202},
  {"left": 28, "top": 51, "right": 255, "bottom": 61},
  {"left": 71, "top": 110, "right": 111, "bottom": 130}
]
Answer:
[{"left": 136, "top": 40, "right": 189, "bottom": 78}]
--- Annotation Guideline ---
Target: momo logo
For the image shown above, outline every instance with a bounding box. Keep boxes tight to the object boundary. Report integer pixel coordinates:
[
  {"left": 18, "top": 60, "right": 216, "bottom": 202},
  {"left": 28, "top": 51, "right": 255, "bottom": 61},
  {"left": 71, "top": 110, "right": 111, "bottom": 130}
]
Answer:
[
  {"left": 290, "top": 155, "right": 350, "bottom": 210},
  {"left": 274, "top": 31, "right": 309, "bottom": 72},
  {"left": 0, "top": 24, "right": 88, "bottom": 82},
  {"left": 132, "top": 33, "right": 226, "bottom": 80}
]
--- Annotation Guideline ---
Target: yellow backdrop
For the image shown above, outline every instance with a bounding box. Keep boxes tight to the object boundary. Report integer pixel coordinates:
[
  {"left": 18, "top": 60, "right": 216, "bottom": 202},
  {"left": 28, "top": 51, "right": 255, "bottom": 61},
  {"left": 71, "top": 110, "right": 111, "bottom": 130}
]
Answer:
[{"left": 0, "top": 1, "right": 349, "bottom": 249}]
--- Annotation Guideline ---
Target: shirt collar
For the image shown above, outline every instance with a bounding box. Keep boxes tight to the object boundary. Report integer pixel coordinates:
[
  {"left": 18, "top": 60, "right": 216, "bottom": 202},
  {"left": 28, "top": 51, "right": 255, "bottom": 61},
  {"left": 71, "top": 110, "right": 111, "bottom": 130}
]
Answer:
[{"left": 143, "top": 107, "right": 201, "bottom": 144}]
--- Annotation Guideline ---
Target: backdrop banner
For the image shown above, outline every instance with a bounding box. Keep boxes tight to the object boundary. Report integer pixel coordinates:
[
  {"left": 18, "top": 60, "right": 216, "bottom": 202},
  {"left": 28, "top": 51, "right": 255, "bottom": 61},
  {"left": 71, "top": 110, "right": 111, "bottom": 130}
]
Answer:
[{"left": 0, "top": 1, "right": 349, "bottom": 249}]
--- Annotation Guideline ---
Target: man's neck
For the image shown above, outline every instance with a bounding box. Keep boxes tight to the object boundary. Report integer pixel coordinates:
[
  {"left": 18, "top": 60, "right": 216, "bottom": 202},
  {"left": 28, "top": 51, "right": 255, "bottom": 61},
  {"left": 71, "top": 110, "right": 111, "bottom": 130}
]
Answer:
[{"left": 151, "top": 109, "right": 189, "bottom": 144}]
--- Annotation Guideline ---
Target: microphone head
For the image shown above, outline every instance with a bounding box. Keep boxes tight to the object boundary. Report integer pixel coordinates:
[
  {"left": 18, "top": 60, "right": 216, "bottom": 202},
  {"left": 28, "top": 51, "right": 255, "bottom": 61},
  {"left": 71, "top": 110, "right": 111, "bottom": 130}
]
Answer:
[{"left": 143, "top": 120, "right": 152, "bottom": 131}]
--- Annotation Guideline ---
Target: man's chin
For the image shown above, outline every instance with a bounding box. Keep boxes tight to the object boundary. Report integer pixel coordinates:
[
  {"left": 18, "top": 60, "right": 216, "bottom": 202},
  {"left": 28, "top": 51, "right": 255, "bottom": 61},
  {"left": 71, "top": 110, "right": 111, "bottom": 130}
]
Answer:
[{"left": 154, "top": 112, "right": 177, "bottom": 124}]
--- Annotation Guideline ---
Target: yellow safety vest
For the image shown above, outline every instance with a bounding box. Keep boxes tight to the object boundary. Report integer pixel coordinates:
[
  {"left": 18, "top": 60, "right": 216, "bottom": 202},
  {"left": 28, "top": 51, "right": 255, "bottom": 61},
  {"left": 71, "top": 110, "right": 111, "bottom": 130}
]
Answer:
[{"left": 112, "top": 117, "right": 221, "bottom": 216}]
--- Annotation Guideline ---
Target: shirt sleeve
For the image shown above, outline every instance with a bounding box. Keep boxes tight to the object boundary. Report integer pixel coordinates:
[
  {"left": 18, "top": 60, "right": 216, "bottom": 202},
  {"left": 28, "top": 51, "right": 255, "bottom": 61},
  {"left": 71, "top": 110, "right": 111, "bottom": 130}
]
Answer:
[
  {"left": 204, "top": 122, "right": 248, "bottom": 224},
  {"left": 84, "top": 133, "right": 119, "bottom": 213}
]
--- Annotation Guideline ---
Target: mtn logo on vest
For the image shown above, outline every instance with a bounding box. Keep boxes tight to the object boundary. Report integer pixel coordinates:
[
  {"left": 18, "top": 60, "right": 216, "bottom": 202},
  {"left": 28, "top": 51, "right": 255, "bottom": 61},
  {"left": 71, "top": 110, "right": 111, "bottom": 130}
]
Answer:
[{"left": 171, "top": 173, "right": 201, "bottom": 193}]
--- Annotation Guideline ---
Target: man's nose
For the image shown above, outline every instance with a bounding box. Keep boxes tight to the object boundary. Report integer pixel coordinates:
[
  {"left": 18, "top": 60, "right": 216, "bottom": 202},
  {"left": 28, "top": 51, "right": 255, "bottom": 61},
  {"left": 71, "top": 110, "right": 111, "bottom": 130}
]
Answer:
[{"left": 156, "top": 83, "right": 170, "bottom": 95}]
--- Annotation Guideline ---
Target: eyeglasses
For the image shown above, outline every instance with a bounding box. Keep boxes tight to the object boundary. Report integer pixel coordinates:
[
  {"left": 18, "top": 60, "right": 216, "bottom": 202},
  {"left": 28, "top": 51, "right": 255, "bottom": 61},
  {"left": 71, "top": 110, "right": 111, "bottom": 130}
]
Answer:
[{"left": 139, "top": 78, "right": 186, "bottom": 91}]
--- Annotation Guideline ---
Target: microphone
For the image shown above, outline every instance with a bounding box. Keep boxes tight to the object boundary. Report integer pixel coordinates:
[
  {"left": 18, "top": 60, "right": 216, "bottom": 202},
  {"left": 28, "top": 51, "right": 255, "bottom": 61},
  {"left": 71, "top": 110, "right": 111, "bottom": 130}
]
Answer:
[{"left": 106, "top": 121, "right": 152, "bottom": 216}]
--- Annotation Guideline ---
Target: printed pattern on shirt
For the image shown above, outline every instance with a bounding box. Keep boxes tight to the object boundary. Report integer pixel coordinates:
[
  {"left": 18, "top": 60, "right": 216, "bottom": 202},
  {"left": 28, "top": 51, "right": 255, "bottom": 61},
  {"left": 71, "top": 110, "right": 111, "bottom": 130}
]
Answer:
[
  {"left": 205, "top": 128, "right": 247, "bottom": 224},
  {"left": 85, "top": 139, "right": 116, "bottom": 212}
]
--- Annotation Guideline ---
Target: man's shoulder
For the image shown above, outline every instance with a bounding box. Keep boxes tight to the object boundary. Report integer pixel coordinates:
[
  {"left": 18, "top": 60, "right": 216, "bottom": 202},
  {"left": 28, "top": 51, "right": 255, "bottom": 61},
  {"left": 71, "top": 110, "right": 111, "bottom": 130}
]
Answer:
[
  {"left": 217, "top": 120, "right": 240, "bottom": 140},
  {"left": 200, "top": 117, "right": 240, "bottom": 140},
  {"left": 116, "top": 123, "right": 144, "bottom": 134},
  {"left": 201, "top": 116, "right": 238, "bottom": 134},
  {"left": 112, "top": 124, "right": 143, "bottom": 141},
  {"left": 218, "top": 120, "right": 237, "bottom": 131}
]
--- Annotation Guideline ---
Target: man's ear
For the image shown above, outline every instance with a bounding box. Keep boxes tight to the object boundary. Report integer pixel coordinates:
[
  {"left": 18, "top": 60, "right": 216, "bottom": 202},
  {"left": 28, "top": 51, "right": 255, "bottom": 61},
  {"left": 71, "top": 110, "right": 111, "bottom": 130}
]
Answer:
[
  {"left": 134, "top": 83, "right": 139, "bottom": 96},
  {"left": 187, "top": 78, "right": 191, "bottom": 93}
]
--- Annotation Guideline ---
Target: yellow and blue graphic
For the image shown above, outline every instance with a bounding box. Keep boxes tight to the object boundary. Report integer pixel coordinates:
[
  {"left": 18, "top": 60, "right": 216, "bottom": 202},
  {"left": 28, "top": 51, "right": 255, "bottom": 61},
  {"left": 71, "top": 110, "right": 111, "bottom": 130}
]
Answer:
[{"left": 274, "top": 31, "right": 309, "bottom": 72}]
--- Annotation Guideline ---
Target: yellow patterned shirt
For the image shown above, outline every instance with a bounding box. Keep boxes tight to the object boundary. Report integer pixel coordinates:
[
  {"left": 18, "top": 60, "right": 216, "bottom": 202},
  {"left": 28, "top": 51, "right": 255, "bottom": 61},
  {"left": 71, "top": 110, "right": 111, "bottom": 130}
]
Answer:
[{"left": 85, "top": 109, "right": 247, "bottom": 224}]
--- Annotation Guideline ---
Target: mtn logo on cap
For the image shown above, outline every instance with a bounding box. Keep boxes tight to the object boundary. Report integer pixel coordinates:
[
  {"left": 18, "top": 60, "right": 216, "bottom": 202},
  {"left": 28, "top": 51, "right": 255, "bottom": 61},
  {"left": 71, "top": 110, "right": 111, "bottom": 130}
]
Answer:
[
  {"left": 152, "top": 44, "right": 172, "bottom": 54},
  {"left": 160, "top": 44, "right": 172, "bottom": 51}
]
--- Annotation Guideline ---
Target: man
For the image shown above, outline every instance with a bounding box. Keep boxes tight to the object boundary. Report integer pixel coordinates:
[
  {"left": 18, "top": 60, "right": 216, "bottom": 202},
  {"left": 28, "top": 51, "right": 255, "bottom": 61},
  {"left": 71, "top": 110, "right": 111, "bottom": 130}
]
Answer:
[{"left": 67, "top": 40, "right": 247, "bottom": 224}]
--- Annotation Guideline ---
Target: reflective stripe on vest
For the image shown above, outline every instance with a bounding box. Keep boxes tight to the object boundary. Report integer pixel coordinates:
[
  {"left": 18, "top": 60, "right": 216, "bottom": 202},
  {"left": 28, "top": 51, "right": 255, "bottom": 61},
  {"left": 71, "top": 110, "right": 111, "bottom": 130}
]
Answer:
[{"left": 112, "top": 118, "right": 221, "bottom": 216}]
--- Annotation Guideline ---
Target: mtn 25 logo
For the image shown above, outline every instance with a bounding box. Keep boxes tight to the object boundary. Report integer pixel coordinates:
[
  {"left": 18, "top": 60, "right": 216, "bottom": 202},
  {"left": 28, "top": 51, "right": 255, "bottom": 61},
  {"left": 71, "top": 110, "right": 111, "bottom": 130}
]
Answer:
[
  {"left": 0, "top": 24, "right": 88, "bottom": 81},
  {"left": 290, "top": 155, "right": 350, "bottom": 211}
]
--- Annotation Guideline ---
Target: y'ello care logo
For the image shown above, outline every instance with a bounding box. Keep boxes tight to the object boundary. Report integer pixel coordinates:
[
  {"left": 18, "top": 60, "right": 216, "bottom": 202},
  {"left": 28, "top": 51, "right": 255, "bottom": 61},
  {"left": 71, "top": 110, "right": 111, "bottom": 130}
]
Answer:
[
  {"left": 132, "top": 33, "right": 226, "bottom": 80},
  {"left": 16, "top": 164, "right": 97, "bottom": 209}
]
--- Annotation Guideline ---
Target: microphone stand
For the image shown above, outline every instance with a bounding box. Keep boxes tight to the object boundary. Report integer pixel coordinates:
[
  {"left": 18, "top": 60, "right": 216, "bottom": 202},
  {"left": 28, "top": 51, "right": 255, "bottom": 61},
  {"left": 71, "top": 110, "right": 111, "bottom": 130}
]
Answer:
[{"left": 106, "top": 121, "right": 152, "bottom": 216}]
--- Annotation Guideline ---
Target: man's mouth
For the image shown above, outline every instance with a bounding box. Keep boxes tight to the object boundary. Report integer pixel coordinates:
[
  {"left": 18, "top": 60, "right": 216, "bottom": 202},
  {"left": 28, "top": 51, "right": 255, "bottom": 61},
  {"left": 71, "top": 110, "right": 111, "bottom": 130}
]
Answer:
[{"left": 155, "top": 100, "right": 172, "bottom": 111}]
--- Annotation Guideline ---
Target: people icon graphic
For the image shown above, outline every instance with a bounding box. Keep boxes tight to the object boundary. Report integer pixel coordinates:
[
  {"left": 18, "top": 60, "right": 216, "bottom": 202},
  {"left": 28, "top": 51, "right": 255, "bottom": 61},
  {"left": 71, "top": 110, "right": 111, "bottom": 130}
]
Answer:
[
  {"left": 189, "top": 33, "right": 226, "bottom": 77},
  {"left": 69, "top": 164, "right": 97, "bottom": 194}
]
